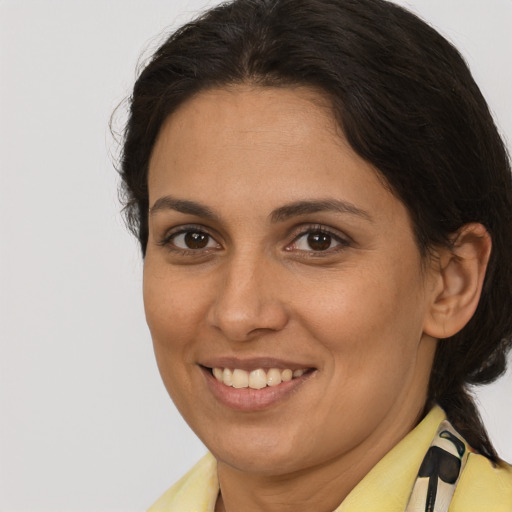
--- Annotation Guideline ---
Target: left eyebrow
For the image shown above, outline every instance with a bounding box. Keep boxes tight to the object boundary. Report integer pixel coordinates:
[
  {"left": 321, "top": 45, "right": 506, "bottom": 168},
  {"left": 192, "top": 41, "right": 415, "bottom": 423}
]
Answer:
[
  {"left": 149, "top": 195, "right": 218, "bottom": 221},
  {"left": 269, "top": 199, "right": 373, "bottom": 223}
]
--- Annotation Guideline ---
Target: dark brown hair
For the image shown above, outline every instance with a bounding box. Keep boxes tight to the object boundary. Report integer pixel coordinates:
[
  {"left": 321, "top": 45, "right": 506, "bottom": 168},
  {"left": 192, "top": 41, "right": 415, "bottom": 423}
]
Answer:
[{"left": 119, "top": 0, "right": 512, "bottom": 461}]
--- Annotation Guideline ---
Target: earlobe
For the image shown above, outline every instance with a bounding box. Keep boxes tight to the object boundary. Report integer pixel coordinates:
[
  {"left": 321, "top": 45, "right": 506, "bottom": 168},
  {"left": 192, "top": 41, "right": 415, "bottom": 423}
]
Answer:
[{"left": 424, "top": 223, "right": 492, "bottom": 339}]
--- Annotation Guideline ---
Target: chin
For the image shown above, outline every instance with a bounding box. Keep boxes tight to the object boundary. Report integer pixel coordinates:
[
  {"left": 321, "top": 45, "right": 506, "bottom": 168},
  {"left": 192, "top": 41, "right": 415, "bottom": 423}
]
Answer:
[{"left": 205, "top": 426, "right": 305, "bottom": 475}]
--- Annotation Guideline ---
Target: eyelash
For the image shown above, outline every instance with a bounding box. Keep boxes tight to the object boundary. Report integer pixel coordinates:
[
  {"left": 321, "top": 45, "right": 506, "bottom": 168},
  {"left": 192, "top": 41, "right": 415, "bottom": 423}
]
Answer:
[
  {"left": 158, "top": 224, "right": 221, "bottom": 255},
  {"left": 288, "top": 224, "right": 351, "bottom": 256},
  {"left": 158, "top": 223, "right": 351, "bottom": 257}
]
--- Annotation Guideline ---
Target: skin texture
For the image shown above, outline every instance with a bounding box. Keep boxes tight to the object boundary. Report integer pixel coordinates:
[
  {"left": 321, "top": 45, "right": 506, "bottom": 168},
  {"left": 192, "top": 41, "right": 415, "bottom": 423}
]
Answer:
[{"left": 143, "top": 86, "right": 491, "bottom": 512}]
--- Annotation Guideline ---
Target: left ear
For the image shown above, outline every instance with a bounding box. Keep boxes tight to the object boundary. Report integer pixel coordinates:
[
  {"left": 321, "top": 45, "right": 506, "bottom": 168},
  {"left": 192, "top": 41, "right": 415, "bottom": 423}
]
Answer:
[{"left": 424, "top": 223, "right": 492, "bottom": 339}]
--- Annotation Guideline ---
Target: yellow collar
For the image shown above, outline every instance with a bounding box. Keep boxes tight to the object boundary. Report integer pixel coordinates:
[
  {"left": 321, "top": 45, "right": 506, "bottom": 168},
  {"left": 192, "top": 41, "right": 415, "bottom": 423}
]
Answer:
[
  {"left": 334, "top": 406, "right": 445, "bottom": 511},
  {"left": 147, "top": 406, "right": 512, "bottom": 511}
]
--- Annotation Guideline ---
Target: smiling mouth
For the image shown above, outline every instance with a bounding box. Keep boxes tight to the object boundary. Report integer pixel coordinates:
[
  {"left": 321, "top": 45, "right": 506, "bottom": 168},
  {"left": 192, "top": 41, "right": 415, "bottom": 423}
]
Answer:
[{"left": 209, "top": 367, "right": 312, "bottom": 389}]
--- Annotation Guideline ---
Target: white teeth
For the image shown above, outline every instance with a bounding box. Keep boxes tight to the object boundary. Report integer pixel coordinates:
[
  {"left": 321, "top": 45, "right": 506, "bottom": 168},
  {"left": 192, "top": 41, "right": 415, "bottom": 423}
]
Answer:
[
  {"left": 222, "top": 368, "right": 233, "bottom": 386},
  {"left": 249, "top": 369, "right": 267, "bottom": 389},
  {"left": 212, "top": 367, "right": 308, "bottom": 388},
  {"left": 281, "top": 369, "right": 293, "bottom": 382},
  {"left": 266, "top": 368, "right": 282, "bottom": 387},
  {"left": 232, "top": 369, "right": 249, "bottom": 388}
]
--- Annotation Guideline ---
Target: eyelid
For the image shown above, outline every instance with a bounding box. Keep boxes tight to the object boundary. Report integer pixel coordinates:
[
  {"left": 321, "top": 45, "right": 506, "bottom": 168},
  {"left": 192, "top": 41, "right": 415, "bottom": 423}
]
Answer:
[
  {"left": 158, "top": 223, "right": 222, "bottom": 250},
  {"left": 156, "top": 222, "right": 351, "bottom": 255},
  {"left": 285, "top": 224, "right": 352, "bottom": 252}
]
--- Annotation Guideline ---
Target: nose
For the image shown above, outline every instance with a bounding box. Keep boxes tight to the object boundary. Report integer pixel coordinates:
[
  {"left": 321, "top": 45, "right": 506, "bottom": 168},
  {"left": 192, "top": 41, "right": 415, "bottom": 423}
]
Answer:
[{"left": 207, "top": 254, "right": 289, "bottom": 342}]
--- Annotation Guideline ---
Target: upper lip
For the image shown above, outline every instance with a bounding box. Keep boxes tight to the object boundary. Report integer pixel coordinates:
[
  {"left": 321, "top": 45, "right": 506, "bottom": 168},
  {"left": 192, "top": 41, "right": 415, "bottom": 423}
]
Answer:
[{"left": 199, "top": 357, "right": 315, "bottom": 372}]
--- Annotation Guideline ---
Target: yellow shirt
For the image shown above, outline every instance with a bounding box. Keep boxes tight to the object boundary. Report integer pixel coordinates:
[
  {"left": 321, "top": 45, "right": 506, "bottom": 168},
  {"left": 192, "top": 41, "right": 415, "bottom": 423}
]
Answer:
[{"left": 148, "top": 406, "right": 512, "bottom": 511}]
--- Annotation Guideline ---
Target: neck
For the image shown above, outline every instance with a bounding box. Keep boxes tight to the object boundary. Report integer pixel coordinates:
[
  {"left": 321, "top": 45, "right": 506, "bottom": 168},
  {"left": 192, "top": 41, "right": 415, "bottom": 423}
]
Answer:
[
  {"left": 215, "top": 400, "right": 427, "bottom": 512},
  {"left": 215, "top": 458, "right": 368, "bottom": 512}
]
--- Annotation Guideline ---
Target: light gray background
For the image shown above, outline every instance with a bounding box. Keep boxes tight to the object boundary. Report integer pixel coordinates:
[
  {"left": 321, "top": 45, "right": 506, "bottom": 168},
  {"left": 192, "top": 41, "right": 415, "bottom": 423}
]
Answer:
[{"left": 0, "top": 1, "right": 511, "bottom": 511}]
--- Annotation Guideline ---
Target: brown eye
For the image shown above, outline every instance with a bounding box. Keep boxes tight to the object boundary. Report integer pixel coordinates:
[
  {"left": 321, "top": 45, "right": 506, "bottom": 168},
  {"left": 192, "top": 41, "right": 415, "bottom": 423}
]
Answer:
[
  {"left": 184, "top": 231, "right": 209, "bottom": 249},
  {"left": 307, "top": 232, "right": 332, "bottom": 251},
  {"left": 288, "top": 227, "right": 349, "bottom": 254},
  {"left": 168, "top": 229, "right": 219, "bottom": 251}
]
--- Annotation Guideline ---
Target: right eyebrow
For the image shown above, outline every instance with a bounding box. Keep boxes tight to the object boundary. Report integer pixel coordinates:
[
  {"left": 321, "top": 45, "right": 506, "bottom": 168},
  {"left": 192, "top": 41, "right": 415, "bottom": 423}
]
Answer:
[
  {"left": 149, "top": 196, "right": 219, "bottom": 221},
  {"left": 269, "top": 199, "right": 373, "bottom": 223}
]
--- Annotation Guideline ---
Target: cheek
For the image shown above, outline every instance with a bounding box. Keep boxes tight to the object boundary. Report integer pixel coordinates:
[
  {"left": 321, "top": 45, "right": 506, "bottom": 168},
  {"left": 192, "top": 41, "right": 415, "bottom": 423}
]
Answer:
[
  {"left": 142, "top": 268, "right": 205, "bottom": 414},
  {"left": 144, "top": 257, "right": 204, "bottom": 332},
  {"left": 298, "top": 261, "right": 428, "bottom": 373},
  {"left": 142, "top": 261, "right": 207, "bottom": 376}
]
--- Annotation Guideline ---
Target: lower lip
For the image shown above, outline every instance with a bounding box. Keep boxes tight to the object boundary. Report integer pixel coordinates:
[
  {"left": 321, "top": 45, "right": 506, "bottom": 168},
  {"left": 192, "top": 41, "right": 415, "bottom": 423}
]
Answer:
[{"left": 201, "top": 367, "right": 314, "bottom": 412}]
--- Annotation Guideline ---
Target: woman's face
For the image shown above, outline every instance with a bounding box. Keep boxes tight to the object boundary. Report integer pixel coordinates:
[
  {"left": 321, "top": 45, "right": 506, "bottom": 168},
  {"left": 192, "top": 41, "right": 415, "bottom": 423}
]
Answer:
[{"left": 144, "top": 86, "right": 438, "bottom": 476}]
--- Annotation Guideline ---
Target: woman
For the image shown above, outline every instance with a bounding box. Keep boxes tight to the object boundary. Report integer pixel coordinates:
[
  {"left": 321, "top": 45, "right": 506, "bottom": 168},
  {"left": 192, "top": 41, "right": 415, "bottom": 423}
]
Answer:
[{"left": 119, "top": 0, "right": 512, "bottom": 510}]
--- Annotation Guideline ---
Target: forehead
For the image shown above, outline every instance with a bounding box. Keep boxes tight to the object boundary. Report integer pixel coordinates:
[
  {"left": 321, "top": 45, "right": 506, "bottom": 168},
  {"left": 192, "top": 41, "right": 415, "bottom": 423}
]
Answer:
[
  {"left": 159, "top": 84, "right": 337, "bottom": 133},
  {"left": 147, "top": 85, "right": 405, "bottom": 226},
  {"left": 150, "top": 86, "right": 349, "bottom": 180},
  {"left": 150, "top": 85, "right": 338, "bottom": 169}
]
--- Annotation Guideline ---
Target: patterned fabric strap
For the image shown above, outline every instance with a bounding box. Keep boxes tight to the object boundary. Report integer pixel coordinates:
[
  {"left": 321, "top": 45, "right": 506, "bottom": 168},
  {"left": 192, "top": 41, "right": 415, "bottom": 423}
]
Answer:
[{"left": 405, "top": 420, "right": 470, "bottom": 512}]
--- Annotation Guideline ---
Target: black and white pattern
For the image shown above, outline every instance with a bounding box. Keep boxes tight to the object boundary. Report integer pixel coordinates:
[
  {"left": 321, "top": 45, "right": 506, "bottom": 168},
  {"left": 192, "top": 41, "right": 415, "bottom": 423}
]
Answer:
[{"left": 405, "top": 420, "right": 469, "bottom": 512}]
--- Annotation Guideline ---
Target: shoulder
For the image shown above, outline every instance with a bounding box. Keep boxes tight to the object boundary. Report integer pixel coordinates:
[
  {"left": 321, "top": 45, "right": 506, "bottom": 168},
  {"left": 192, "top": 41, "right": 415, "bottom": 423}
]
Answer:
[
  {"left": 450, "top": 453, "right": 512, "bottom": 512},
  {"left": 147, "top": 453, "right": 219, "bottom": 512}
]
